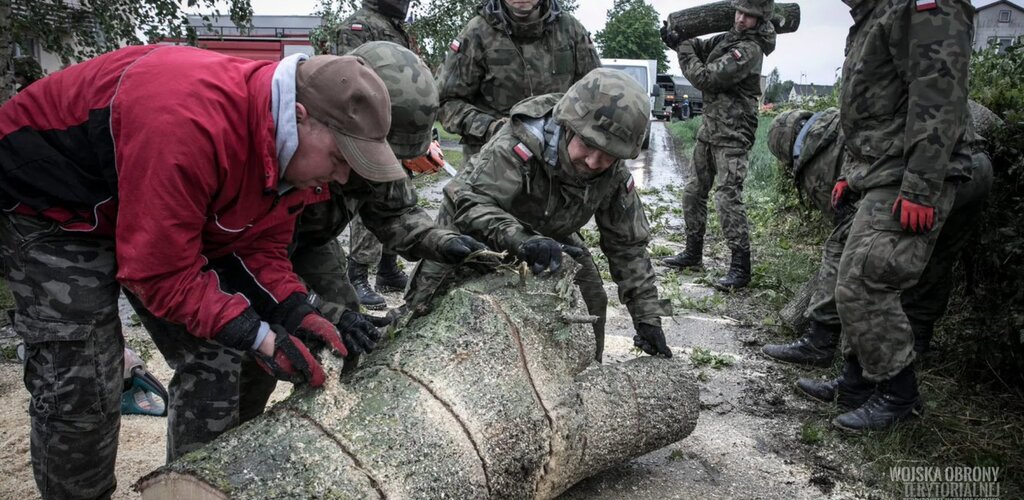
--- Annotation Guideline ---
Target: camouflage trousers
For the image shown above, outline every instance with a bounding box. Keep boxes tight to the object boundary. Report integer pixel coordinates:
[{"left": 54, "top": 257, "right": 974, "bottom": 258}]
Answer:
[
  {"left": 349, "top": 215, "right": 395, "bottom": 268},
  {"left": 811, "top": 153, "right": 992, "bottom": 337},
  {"left": 124, "top": 291, "right": 278, "bottom": 462},
  {"left": 291, "top": 237, "right": 360, "bottom": 324},
  {"left": 0, "top": 213, "right": 123, "bottom": 500},
  {"left": 683, "top": 141, "right": 751, "bottom": 252},
  {"left": 836, "top": 160, "right": 992, "bottom": 381}
]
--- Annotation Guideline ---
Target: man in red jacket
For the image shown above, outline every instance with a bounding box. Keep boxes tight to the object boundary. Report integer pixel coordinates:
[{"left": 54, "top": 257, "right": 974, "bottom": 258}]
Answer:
[{"left": 0, "top": 45, "right": 403, "bottom": 499}]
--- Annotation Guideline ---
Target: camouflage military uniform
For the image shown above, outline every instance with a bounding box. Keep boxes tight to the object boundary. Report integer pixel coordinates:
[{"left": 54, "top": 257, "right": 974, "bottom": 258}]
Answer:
[
  {"left": 405, "top": 75, "right": 671, "bottom": 360},
  {"left": 293, "top": 176, "right": 463, "bottom": 324},
  {"left": 331, "top": 1, "right": 416, "bottom": 275},
  {"left": 770, "top": 107, "right": 992, "bottom": 336},
  {"left": 333, "top": 0, "right": 413, "bottom": 55},
  {"left": 836, "top": 0, "right": 975, "bottom": 382},
  {"left": 0, "top": 213, "right": 123, "bottom": 499},
  {"left": 676, "top": 21, "right": 776, "bottom": 255},
  {"left": 436, "top": 0, "right": 600, "bottom": 162}
]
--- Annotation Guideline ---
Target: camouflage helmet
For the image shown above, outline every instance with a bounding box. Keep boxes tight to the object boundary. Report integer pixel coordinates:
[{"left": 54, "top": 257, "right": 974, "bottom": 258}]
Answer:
[
  {"left": 767, "top": 109, "right": 813, "bottom": 164},
  {"left": 348, "top": 41, "right": 438, "bottom": 159},
  {"left": 731, "top": 0, "right": 775, "bottom": 20},
  {"left": 365, "top": 0, "right": 411, "bottom": 19},
  {"left": 552, "top": 68, "right": 651, "bottom": 160},
  {"left": 13, "top": 56, "right": 43, "bottom": 84}
]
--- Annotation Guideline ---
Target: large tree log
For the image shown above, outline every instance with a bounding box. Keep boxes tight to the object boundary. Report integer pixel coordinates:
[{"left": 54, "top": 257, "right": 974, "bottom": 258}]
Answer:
[
  {"left": 667, "top": 1, "right": 801, "bottom": 40},
  {"left": 137, "top": 265, "right": 700, "bottom": 499}
]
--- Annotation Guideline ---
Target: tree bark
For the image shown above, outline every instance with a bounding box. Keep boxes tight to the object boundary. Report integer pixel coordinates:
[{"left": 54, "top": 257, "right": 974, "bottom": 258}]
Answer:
[
  {"left": 779, "top": 270, "right": 817, "bottom": 335},
  {"left": 137, "top": 265, "right": 701, "bottom": 500},
  {"left": 667, "top": 1, "right": 801, "bottom": 40}
]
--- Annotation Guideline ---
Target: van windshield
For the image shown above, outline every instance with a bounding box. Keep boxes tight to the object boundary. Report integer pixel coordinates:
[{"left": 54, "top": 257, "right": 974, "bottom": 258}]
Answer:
[{"left": 604, "top": 65, "right": 648, "bottom": 91}]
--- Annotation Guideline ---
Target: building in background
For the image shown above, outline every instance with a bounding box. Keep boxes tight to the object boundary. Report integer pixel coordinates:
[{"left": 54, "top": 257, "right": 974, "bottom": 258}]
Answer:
[
  {"left": 974, "top": 0, "right": 1024, "bottom": 53},
  {"left": 162, "top": 15, "right": 322, "bottom": 61},
  {"left": 788, "top": 84, "right": 834, "bottom": 105}
]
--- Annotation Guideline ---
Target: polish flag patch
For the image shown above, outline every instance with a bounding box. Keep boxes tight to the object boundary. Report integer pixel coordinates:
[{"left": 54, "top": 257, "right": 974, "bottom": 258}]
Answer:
[
  {"left": 450, "top": 39, "right": 461, "bottom": 52},
  {"left": 624, "top": 175, "right": 635, "bottom": 193},
  {"left": 915, "top": 0, "right": 937, "bottom": 10},
  {"left": 731, "top": 49, "right": 743, "bottom": 61},
  {"left": 513, "top": 143, "right": 533, "bottom": 162},
  {"left": 350, "top": 23, "right": 364, "bottom": 31}
]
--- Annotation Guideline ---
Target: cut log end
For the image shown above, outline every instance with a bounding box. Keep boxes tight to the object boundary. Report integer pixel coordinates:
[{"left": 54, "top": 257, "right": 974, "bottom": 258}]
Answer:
[{"left": 137, "top": 472, "right": 229, "bottom": 500}]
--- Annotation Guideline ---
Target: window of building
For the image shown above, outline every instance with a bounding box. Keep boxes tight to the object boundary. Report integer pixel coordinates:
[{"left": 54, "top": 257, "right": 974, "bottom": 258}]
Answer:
[
  {"left": 12, "top": 39, "right": 40, "bottom": 60},
  {"left": 987, "top": 36, "right": 1016, "bottom": 53},
  {"left": 998, "top": 10, "right": 1011, "bottom": 23}
]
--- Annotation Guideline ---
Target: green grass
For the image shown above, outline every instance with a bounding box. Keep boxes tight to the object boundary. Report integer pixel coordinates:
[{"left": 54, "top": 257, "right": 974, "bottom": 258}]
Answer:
[
  {"left": 0, "top": 279, "right": 12, "bottom": 327},
  {"left": 433, "top": 121, "right": 462, "bottom": 143},
  {"left": 689, "top": 346, "right": 735, "bottom": 369}
]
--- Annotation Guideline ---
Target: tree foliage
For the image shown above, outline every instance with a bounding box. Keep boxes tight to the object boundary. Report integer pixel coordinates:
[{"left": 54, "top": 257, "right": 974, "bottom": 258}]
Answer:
[
  {"left": 1, "top": 0, "right": 253, "bottom": 101},
  {"left": 962, "top": 42, "right": 1024, "bottom": 386},
  {"left": 593, "top": 0, "right": 667, "bottom": 73}
]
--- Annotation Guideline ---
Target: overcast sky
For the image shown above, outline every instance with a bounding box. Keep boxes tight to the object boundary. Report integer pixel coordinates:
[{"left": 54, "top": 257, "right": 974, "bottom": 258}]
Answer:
[{"left": 244, "top": 0, "right": 998, "bottom": 85}]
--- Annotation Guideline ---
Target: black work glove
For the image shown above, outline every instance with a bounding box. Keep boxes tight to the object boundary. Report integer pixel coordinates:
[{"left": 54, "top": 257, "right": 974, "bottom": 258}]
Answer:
[
  {"left": 253, "top": 325, "right": 327, "bottom": 387},
  {"left": 661, "top": 21, "right": 682, "bottom": 49},
  {"left": 440, "top": 234, "right": 489, "bottom": 264},
  {"left": 633, "top": 323, "right": 673, "bottom": 358},
  {"left": 518, "top": 236, "right": 565, "bottom": 274},
  {"left": 337, "top": 310, "right": 383, "bottom": 355}
]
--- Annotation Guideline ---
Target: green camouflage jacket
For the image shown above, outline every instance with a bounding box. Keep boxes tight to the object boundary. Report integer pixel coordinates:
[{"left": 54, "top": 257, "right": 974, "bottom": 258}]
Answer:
[
  {"left": 678, "top": 22, "right": 776, "bottom": 149},
  {"left": 333, "top": 6, "right": 412, "bottom": 54},
  {"left": 294, "top": 177, "right": 456, "bottom": 263},
  {"left": 439, "top": 94, "right": 670, "bottom": 326},
  {"left": 839, "top": 0, "right": 974, "bottom": 207},
  {"left": 436, "top": 0, "right": 600, "bottom": 148},
  {"left": 792, "top": 108, "right": 845, "bottom": 217}
]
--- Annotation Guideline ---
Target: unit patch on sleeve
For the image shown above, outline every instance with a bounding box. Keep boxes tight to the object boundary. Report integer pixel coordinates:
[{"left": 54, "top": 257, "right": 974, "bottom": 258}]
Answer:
[
  {"left": 915, "top": 0, "right": 937, "bottom": 11},
  {"left": 450, "top": 39, "right": 462, "bottom": 52},
  {"left": 351, "top": 23, "right": 364, "bottom": 31},
  {"left": 731, "top": 49, "right": 742, "bottom": 61},
  {"left": 624, "top": 175, "right": 635, "bottom": 193},
  {"left": 513, "top": 143, "right": 533, "bottom": 162}
]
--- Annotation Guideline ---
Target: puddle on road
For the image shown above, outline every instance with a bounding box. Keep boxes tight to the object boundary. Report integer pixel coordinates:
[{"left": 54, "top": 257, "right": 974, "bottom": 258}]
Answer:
[{"left": 625, "top": 121, "right": 691, "bottom": 191}]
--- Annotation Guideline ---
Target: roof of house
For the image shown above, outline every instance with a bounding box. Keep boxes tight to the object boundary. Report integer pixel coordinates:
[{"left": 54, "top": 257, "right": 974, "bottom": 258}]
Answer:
[
  {"left": 791, "top": 84, "right": 834, "bottom": 97},
  {"left": 976, "top": 0, "right": 1024, "bottom": 12}
]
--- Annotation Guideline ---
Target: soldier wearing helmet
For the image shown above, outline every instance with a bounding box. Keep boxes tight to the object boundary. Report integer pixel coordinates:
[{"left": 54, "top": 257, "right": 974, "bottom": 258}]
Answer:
[
  {"left": 291, "top": 41, "right": 485, "bottom": 343},
  {"left": 436, "top": 0, "right": 600, "bottom": 164},
  {"left": 325, "top": 0, "right": 420, "bottom": 311},
  {"left": 761, "top": 104, "right": 992, "bottom": 434},
  {"left": 403, "top": 68, "right": 674, "bottom": 362},
  {"left": 660, "top": 0, "right": 777, "bottom": 290}
]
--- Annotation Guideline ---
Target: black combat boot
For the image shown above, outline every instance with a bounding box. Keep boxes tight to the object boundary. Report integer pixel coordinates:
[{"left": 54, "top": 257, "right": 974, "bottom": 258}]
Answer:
[
  {"left": 911, "top": 321, "right": 934, "bottom": 356},
  {"left": 347, "top": 259, "right": 386, "bottom": 310},
  {"left": 796, "top": 357, "right": 875, "bottom": 409},
  {"left": 662, "top": 235, "right": 703, "bottom": 269},
  {"left": 715, "top": 248, "right": 751, "bottom": 290},
  {"left": 762, "top": 321, "right": 841, "bottom": 367},
  {"left": 374, "top": 253, "right": 409, "bottom": 293},
  {"left": 833, "top": 365, "right": 923, "bottom": 433}
]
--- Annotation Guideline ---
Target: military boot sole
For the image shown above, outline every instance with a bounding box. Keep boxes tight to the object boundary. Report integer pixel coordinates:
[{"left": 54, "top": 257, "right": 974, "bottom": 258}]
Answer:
[
  {"left": 761, "top": 344, "right": 836, "bottom": 368},
  {"left": 661, "top": 259, "right": 703, "bottom": 270},
  {"left": 794, "top": 378, "right": 837, "bottom": 405},
  {"left": 832, "top": 400, "right": 924, "bottom": 434},
  {"left": 713, "top": 279, "right": 750, "bottom": 292}
]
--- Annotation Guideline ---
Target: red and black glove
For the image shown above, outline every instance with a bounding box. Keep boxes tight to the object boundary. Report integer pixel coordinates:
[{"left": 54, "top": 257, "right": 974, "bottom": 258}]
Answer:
[
  {"left": 253, "top": 325, "right": 326, "bottom": 387},
  {"left": 831, "top": 179, "right": 849, "bottom": 209},
  {"left": 892, "top": 195, "right": 935, "bottom": 233},
  {"left": 271, "top": 293, "right": 348, "bottom": 358}
]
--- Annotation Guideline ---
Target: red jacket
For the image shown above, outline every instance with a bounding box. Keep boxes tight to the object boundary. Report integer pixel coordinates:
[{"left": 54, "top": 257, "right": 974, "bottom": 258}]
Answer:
[{"left": 0, "top": 45, "right": 329, "bottom": 340}]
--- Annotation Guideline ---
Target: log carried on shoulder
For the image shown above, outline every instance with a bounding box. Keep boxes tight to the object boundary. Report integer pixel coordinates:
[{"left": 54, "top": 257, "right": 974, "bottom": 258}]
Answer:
[
  {"left": 667, "top": 1, "right": 801, "bottom": 39},
  {"left": 137, "top": 265, "right": 700, "bottom": 499}
]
